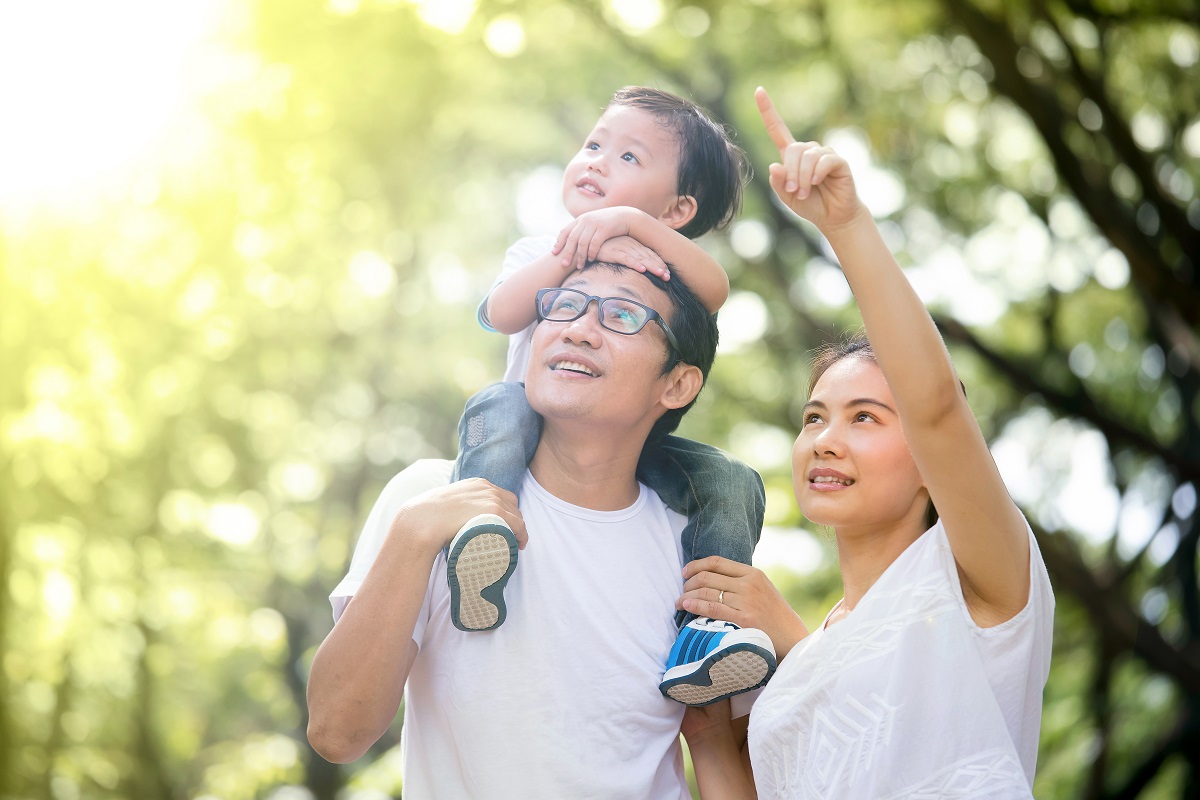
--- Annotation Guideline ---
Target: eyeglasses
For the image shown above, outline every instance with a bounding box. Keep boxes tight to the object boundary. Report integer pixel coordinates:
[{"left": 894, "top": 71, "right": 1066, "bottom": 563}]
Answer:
[{"left": 535, "top": 287, "right": 683, "bottom": 357}]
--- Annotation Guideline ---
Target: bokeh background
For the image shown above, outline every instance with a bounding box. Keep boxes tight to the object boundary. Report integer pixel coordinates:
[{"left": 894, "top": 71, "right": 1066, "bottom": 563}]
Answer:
[{"left": 2, "top": 0, "right": 1197, "bottom": 798}]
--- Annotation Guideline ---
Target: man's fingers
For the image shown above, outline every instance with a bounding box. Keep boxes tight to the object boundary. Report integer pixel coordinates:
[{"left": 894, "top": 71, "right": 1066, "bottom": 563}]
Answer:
[{"left": 755, "top": 86, "right": 795, "bottom": 152}]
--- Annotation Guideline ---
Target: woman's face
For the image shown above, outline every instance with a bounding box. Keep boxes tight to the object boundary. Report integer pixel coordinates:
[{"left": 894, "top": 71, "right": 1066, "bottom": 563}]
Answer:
[{"left": 791, "top": 357, "right": 928, "bottom": 533}]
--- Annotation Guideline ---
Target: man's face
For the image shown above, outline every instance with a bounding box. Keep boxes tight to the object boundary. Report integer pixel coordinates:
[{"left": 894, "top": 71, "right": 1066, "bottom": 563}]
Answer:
[{"left": 524, "top": 266, "right": 678, "bottom": 432}]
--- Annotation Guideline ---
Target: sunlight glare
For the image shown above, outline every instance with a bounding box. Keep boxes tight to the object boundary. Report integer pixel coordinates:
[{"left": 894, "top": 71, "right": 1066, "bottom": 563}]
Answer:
[
  {"left": 411, "top": 0, "right": 476, "bottom": 34},
  {"left": 0, "top": 0, "right": 220, "bottom": 208}
]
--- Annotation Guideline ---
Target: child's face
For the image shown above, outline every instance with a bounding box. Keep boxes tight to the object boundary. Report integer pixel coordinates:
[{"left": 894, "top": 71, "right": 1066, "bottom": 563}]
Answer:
[{"left": 561, "top": 104, "right": 685, "bottom": 222}]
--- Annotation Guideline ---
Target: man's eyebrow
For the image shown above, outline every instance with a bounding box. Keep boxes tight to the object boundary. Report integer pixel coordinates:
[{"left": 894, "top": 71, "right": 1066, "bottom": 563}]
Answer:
[{"left": 561, "top": 281, "right": 652, "bottom": 303}]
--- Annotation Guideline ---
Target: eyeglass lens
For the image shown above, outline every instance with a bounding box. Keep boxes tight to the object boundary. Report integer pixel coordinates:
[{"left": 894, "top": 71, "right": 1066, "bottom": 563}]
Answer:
[{"left": 540, "top": 289, "right": 649, "bottom": 335}]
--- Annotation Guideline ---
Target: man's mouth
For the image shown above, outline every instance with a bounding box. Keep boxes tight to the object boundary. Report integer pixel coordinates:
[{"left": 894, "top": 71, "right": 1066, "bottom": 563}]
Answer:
[{"left": 552, "top": 359, "right": 597, "bottom": 376}]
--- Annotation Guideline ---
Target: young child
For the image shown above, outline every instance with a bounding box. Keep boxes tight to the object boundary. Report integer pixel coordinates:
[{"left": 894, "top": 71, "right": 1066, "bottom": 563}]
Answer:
[{"left": 447, "top": 86, "right": 775, "bottom": 706}]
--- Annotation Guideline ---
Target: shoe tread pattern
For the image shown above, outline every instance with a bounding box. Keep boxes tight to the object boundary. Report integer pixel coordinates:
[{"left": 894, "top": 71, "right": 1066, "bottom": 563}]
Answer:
[
  {"left": 664, "top": 647, "right": 773, "bottom": 706},
  {"left": 448, "top": 529, "right": 517, "bottom": 631}
]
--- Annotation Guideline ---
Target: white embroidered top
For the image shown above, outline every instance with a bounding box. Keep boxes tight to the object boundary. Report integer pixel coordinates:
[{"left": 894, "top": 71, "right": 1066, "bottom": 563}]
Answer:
[{"left": 748, "top": 520, "right": 1054, "bottom": 799}]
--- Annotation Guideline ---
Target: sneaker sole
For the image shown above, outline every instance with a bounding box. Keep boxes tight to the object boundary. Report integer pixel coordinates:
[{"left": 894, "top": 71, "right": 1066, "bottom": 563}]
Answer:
[
  {"left": 660, "top": 644, "right": 775, "bottom": 706},
  {"left": 447, "top": 522, "right": 518, "bottom": 632}
]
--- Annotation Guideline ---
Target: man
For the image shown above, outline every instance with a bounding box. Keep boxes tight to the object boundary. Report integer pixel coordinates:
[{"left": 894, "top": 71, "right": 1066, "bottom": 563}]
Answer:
[{"left": 306, "top": 261, "right": 744, "bottom": 797}]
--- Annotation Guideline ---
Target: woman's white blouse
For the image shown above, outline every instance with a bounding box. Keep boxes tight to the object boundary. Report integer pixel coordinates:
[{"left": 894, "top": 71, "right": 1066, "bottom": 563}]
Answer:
[{"left": 748, "top": 520, "right": 1054, "bottom": 799}]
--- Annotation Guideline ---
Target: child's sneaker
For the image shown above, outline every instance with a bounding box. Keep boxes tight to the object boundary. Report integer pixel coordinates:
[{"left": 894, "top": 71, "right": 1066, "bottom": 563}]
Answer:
[
  {"left": 658, "top": 617, "right": 776, "bottom": 706},
  {"left": 446, "top": 513, "right": 518, "bottom": 632}
]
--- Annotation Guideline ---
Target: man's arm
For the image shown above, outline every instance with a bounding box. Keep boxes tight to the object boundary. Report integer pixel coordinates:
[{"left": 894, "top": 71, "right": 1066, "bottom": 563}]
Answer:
[
  {"left": 306, "top": 475, "right": 525, "bottom": 763},
  {"left": 682, "top": 703, "right": 757, "bottom": 799}
]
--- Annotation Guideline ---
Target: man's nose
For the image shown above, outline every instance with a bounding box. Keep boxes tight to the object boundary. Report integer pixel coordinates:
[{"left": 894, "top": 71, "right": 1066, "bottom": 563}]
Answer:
[{"left": 562, "top": 300, "right": 603, "bottom": 347}]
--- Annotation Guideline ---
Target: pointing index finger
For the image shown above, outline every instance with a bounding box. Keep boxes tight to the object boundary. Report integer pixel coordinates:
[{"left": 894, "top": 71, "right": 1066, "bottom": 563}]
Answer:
[{"left": 755, "top": 86, "right": 795, "bottom": 153}]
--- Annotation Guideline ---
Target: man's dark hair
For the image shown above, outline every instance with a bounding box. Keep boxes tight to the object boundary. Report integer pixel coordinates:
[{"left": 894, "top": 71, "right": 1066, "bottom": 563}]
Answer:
[
  {"left": 607, "top": 87, "right": 750, "bottom": 240},
  {"left": 574, "top": 261, "right": 718, "bottom": 443}
]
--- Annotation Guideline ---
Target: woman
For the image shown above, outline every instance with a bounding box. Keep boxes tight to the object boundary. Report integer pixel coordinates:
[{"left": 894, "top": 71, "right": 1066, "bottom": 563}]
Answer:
[{"left": 681, "top": 89, "right": 1054, "bottom": 799}]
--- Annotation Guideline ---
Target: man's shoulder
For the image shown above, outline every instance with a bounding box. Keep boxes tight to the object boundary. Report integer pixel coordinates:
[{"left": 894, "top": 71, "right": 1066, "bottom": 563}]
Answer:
[
  {"left": 379, "top": 458, "right": 453, "bottom": 502},
  {"left": 641, "top": 484, "right": 690, "bottom": 536}
]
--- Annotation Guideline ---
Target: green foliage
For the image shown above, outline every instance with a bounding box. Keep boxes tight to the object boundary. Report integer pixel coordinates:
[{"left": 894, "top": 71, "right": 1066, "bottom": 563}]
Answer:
[{"left": 2, "top": 0, "right": 1197, "bottom": 798}]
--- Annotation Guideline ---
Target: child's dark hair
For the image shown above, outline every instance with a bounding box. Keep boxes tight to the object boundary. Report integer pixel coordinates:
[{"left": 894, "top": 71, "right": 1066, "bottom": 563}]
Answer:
[{"left": 608, "top": 87, "right": 750, "bottom": 240}]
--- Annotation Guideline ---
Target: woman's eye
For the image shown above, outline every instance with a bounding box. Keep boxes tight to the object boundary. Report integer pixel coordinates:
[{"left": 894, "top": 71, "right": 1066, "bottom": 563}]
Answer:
[
  {"left": 803, "top": 414, "right": 822, "bottom": 425},
  {"left": 855, "top": 412, "right": 874, "bottom": 422}
]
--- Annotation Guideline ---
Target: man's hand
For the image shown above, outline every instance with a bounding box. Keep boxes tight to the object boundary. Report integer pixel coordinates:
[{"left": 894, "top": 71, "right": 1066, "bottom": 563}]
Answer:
[
  {"left": 756, "top": 86, "right": 866, "bottom": 233},
  {"left": 680, "top": 698, "right": 734, "bottom": 749},
  {"left": 391, "top": 477, "right": 528, "bottom": 552},
  {"left": 552, "top": 207, "right": 668, "bottom": 278}
]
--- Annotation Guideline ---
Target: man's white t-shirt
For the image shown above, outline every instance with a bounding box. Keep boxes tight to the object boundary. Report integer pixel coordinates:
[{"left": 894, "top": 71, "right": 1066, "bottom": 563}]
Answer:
[
  {"left": 477, "top": 235, "right": 555, "bottom": 383},
  {"left": 748, "top": 520, "right": 1054, "bottom": 799},
  {"left": 331, "top": 459, "right": 693, "bottom": 800}
]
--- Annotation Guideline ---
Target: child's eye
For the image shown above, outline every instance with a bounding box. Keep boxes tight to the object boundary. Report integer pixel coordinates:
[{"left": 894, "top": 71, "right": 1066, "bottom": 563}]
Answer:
[
  {"left": 621, "top": 152, "right": 639, "bottom": 164},
  {"left": 586, "top": 141, "right": 600, "bottom": 151}
]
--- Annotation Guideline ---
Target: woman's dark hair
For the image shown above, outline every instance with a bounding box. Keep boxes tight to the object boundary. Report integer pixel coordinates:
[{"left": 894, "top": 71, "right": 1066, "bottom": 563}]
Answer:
[{"left": 607, "top": 87, "right": 751, "bottom": 240}]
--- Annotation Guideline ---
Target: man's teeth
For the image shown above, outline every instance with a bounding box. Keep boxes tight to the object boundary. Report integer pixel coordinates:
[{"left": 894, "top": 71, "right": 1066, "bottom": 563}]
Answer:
[
  {"left": 554, "top": 360, "right": 595, "bottom": 376},
  {"left": 812, "top": 475, "right": 854, "bottom": 485}
]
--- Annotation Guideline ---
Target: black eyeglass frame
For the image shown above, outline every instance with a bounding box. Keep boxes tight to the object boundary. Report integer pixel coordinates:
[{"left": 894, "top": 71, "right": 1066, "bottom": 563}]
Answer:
[{"left": 535, "top": 287, "right": 684, "bottom": 359}]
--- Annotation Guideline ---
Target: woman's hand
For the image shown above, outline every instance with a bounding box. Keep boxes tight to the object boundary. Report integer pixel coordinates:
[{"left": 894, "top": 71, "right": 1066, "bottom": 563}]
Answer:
[
  {"left": 679, "top": 555, "right": 809, "bottom": 660},
  {"left": 755, "top": 86, "right": 867, "bottom": 234}
]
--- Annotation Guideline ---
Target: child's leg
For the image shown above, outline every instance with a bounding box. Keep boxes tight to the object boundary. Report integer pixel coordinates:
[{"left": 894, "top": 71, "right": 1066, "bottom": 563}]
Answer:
[
  {"left": 447, "top": 382, "right": 541, "bottom": 632},
  {"left": 452, "top": 381, "right": 542, "bottom": 493},
  {"left": 640, "top": 436, "right": 774, "bottom": 706},
  {"left": 636, "top": 435, "right": 765, "bottom": 570}
]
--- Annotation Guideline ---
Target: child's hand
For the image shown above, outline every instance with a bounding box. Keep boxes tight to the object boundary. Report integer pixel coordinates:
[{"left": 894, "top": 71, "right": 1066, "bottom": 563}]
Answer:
[
  {"left": 755, "top": 87, "right": 866, "bottom": 233},
  {"left": 552, "top": 207, "right": 639, "bottom": 272},
  {"left": 594, "top": 235, "right": 670, "bottom": 280}
]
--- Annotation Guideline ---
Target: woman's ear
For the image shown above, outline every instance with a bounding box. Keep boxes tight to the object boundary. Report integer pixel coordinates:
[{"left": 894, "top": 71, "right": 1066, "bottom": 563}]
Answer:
[
  {"left": 659, "top": 363, "right": 703, "bottom": 410},
  {"left": 660, "top": 195, "right": 698, "bottom": 231}
]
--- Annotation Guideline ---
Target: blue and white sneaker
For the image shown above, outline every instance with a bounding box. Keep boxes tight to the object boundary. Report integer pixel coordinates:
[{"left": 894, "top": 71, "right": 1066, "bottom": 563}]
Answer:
[
  {"left": 446, "top": 513, "right": 518, "bottom": 632},
  {"left": 658, "top": 617, "right": 777, "bottom": 706}
]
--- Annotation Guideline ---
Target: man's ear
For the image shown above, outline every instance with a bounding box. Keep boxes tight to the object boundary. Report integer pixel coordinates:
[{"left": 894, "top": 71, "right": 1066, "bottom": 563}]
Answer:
[
  {"left": 660, "top": 194, "right": 698, "bottom": 231},
  {"left": 659, "top": 362, "right": 703, "bottom": 410}
]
